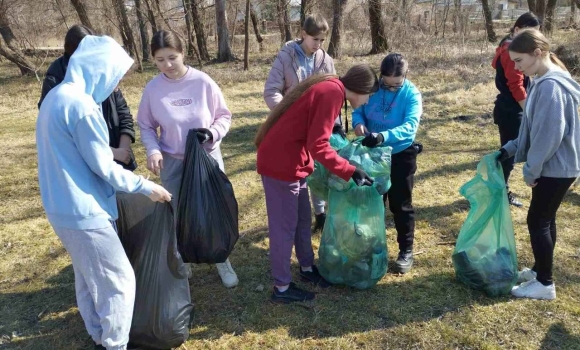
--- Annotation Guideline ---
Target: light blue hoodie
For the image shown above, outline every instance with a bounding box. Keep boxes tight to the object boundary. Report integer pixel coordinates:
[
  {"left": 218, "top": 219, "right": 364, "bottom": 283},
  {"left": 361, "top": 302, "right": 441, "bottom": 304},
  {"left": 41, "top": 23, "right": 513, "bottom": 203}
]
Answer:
[
  {"left": 36, "top": 35, "right": 155, "bottom": 230},
  {"left": 352, "top": 80, "right": 422, "bottom": 154}
]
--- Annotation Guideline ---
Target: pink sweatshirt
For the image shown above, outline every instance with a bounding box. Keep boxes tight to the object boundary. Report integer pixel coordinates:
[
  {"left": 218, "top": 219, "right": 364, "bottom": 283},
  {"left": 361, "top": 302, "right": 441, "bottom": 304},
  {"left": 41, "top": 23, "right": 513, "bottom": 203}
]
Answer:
[{"left": 137, "top": 67, "right": 232, "bottom": 159}]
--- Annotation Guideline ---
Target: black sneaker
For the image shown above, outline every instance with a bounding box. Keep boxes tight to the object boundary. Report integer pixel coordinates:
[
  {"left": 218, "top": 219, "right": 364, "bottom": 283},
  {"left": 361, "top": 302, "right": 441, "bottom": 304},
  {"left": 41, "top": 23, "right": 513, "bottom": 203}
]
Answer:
[
  {"left": 313, "top": 213, "right": 326, "bottom": 232},
  {"left": 271, "top": 282, "right": 315, "bottom": 304},
  {"left": 507, "top": 192, "right": 523, "bottom": 207},
  {"left": 300, "top": 265, "right": 332, "bottom": 288},
  {"left": 393, "top": 250, "right": 414, "bottom": 274},
  {"left": 94, "top": 342, "right": 106, "bottom": 350}
]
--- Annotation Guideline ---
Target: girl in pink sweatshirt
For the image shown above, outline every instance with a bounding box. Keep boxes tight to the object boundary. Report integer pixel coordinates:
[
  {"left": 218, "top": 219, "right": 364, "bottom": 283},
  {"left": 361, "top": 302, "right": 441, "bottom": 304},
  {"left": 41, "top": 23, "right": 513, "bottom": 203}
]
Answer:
[{"left": 137, "top": 30, "right": 238, "bottom": 288}]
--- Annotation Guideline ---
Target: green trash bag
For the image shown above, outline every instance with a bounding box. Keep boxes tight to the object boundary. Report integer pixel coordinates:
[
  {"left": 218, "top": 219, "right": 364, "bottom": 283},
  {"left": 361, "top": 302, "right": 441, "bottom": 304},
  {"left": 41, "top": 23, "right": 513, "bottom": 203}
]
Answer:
[
  {"left": 318, "top": 185, "right": 388, "bottom": 290},
  {"left": 307, "top": 134, "right": 350, "bottom": 201},
  {"left": 452, "top": 152, "right": 518, "bottom": 297},
  {"left": 327, "top": 137, "right": 392, "bottom": 195}
]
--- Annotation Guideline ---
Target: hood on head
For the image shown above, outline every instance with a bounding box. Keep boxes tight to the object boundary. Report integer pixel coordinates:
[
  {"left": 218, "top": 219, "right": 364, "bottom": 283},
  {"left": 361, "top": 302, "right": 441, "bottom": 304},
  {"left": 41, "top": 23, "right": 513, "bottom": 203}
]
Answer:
[{"left": 64, "top": 35, "right": 134, "bottom": 104}]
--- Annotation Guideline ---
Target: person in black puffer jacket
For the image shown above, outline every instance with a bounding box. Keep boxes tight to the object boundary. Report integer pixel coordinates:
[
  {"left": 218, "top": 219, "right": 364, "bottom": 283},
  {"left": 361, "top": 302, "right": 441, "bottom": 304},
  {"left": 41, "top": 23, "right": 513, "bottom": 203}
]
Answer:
[{"left": 38, "top": 24, "right": 137, "bottom": 171}]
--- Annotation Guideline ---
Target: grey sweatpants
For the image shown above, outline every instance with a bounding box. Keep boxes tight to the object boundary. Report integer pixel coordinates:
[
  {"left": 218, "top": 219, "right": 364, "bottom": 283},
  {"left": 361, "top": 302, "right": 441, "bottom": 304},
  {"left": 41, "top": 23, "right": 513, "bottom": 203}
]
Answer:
[{"left": 53, "top": 222, "right": 135, "bottom": 350}]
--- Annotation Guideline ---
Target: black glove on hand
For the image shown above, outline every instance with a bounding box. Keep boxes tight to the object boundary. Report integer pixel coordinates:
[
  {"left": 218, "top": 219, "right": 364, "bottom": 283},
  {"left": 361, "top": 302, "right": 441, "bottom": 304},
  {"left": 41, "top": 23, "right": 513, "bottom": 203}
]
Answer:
[
  {"left": 361, "top": 133, "right": 384, "bottom": 148},
  {"left": 351, "top": 168, "right": 374, "bottom": 187},
  {"left": 332, "top": 124, "right": 347, "bottom": 139},
  {"left": 193, "top": 128, "right": 213, "bottom": 144},
  {"left": 497, "top": 148, "right": 509, "bottom": 163}
]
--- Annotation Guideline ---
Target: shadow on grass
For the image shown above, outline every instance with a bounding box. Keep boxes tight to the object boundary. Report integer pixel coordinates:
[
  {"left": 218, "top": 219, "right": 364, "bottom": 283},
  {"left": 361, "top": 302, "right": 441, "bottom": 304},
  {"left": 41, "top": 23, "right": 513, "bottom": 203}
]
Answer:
[
  {"left": 185, "top": 226, "right": 509, "bottom": 342},
  {"left": 540, "top": 322, "right": 580, "bottom": 350},
  {"left": 0, "top": 265, "right": 91, "bottom": 350}
]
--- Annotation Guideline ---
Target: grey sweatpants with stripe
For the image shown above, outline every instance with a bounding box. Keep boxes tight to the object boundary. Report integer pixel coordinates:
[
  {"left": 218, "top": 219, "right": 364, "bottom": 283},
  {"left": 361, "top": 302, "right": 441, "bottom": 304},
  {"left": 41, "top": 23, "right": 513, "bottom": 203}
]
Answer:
[{"left": 53, "top": 222, "right": 134, "bottom": 350}]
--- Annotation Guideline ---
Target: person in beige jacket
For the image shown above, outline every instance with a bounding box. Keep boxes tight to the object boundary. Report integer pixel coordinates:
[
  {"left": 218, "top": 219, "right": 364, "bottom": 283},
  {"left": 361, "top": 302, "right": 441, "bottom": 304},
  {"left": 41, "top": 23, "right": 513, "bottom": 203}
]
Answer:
[{"left": 263, "top": 14, "right": 345, "bottom": 232}]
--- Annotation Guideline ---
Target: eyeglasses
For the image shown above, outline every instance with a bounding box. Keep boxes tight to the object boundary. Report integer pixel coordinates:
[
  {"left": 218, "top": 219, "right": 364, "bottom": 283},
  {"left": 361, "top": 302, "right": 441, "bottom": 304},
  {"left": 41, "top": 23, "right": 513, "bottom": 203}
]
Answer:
[{"left": 381, "top": 74, "right": 406, "bottom": 90}]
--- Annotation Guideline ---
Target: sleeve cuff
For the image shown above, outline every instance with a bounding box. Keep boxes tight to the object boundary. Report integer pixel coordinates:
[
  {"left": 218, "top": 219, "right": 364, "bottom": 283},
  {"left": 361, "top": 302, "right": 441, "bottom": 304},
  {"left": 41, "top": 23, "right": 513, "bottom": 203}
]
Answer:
[
  {"left": 146, "top": 149, "right": 161, "bottom": 158},
  {"left": 139, "top": 177, "right": 155, "bottom": 196}
]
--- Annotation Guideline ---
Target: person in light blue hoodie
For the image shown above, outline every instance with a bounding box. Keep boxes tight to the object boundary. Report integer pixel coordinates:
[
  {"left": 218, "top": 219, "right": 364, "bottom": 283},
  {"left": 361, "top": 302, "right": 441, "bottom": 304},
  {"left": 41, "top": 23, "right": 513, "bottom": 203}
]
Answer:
[
  {"left": 36, "top": 35, "right": 171, "bottom": 350},
  {"left": 352, "top": 53, "right": 423, "bottom": 274}
]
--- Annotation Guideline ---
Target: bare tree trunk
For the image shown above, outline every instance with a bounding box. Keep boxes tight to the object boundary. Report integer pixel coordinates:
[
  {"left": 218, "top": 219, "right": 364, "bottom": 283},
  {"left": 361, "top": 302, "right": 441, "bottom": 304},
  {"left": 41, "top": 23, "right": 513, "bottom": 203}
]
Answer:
[
  {"left": 276, "top": 0, "right": 292, "bottom": 43},
  {"left": 544, "top": 0, "right": 558, "bottom": 34},
  {"left": 250, "top": 6, "right": 264, "bottom": 44},
  {"left": 112, "top": 0, "right": 143, "bottom": 71},
  {"left": 536, "top": 0, "right": 547, "bottom": 23},
  {"left": 184, "top": 0, "right": 196, "bottom": 57},
  {"left": 368, "top": 0, "right": 388, "bottom": 54},
  {"left": 0, "top": 29, "right": 35, "bottom": 76},
  {"left": 276, "top": 0, "right": 285, "bottom": 43},
  {"left": 215, "top": 0, "right": 234, "bottom": 62},
  {"left": 571, "top": 0, "right": 577, "bottom": 26},
  {"left": 189, "top": 0, "right": 210, "bottom": 61},
  {"left": 54, "top": 0, "right": 70, "bottom": 29},
  {"left": 0, "top": 16, "right": 16, "bottom": 47},
  {"left": 327, "top": 0, "right": 347, "bottom": 58},
  {"left": 527, "top": 0, "right": 537, "bottom": 14},
  {"left": 152, "top": 0, "right": 166, "bottom": 27},
  {"left": 250, "top": 4, "right": 263, "bottom": 51},
  {"left": 70, "top": 0, "right": 94, "bottom": 30},
  {"left": 441, "top": 0, "right": 451, "bottom": 38},
  {"left": 453, "top": 0, "right": 461, "bottom": 33},
  {"left": 143, "top": 0, "right": 159, "bottom": 33},
  {"left": 481, "top": 0, "right": 497, "bottom": 42},
  {"left": 230, "top": 0, "right": 240, "bottom": 48},
  {"left": 244, "top": 0, "right": 250, "bottom": 70},
  {"left": 283, "top": 0, "right": 292, "bottom": 41},
  {"left": 300, "top": 0, "right": 309, "bottom": 25},
  {"left": 134, "top": 0, "right": 150, "bottom": 61}
]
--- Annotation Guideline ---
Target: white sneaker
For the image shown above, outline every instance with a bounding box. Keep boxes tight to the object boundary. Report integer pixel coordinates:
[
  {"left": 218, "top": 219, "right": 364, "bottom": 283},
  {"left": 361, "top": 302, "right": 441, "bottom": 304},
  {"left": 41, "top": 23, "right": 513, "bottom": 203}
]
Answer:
[
  {"left": 511, "top": 279, "right": 556, "bottom": 300},
  {"left": 517, "top": 268, "right": 537, "bottom": 283},
  {"left": 216, "top": 258, "right": 239, "bottom": 288}
]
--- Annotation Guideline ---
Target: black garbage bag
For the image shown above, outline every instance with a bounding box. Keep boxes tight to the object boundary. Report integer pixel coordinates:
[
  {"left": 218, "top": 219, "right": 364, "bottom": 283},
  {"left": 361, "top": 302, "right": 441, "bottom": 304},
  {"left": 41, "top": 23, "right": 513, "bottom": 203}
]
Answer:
[
  {"left": 176, "top": 130, "right": 239, "bottom": 264},
  {"left": 116, "top": 192, "right": 193, "bottom": 350}
]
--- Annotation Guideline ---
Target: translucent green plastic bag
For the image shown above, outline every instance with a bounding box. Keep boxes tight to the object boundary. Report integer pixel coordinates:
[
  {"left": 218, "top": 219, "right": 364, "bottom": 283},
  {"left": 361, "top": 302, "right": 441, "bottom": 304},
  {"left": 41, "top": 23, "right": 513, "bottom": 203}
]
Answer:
[
  {"left": 318, "top": 183, "right": 388, "bottom": 290},
  {"left": 452, "top": 152, "right": 518, "bottom": 296},
  {"left": 307, "top": 134, "right": 350, "bottom": 201},
  {"left": 328, "top": 137, "right": 392, "bottom": 195}
]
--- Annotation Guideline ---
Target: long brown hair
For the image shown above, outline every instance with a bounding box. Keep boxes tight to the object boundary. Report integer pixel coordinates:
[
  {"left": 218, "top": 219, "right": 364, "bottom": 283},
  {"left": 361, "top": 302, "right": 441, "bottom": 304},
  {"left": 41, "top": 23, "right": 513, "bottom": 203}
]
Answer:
[
  {"left": 509, "top": 28, "right": 567, "bottom": 71},
  {"left": 254, "top": 64, "right": 378, "bottom": 147}
]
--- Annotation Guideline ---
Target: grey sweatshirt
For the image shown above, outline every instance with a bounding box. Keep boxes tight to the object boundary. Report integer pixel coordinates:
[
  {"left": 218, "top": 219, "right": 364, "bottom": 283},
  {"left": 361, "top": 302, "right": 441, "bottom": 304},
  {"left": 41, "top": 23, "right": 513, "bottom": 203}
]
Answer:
[{"left": 503, "top": 69, "right": 580, "bottom": 185}]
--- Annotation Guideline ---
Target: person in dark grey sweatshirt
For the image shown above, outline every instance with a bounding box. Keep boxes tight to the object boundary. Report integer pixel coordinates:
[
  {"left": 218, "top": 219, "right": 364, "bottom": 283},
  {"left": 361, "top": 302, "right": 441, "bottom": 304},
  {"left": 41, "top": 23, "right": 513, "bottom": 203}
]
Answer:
[{"left": 497, "top": 29, "right": 580, "bottom": 300}]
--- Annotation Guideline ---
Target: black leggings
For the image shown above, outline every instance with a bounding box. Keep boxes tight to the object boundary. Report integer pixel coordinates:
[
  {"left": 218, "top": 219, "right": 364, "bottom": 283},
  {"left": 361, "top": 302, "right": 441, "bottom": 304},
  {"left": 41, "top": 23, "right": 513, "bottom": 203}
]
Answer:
[{"left": 527, "top": 177, "right": 576, "bottom": 285}]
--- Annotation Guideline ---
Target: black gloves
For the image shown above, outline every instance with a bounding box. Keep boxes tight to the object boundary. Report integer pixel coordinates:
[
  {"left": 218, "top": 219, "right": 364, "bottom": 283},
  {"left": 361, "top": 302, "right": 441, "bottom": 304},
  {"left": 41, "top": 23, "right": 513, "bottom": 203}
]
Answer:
[
  {"left": 361, "top": 133, "right": 384, "bottom": 148},
  {"left": 193, "top": 128, "right": 213, "bottom": 144},
  {"left": 351, "top": 168, "right": 374, "bottom": 187},
  {"left": 332, "top": 124, "right": 346, "bottom": 138},
  {"left": 497, "top": 148, "right": 509, "bottom": 163}
]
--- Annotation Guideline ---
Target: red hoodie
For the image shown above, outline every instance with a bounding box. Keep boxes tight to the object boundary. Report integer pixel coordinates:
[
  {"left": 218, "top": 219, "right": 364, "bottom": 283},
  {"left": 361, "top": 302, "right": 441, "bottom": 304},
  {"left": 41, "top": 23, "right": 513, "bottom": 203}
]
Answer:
[
  {"left": 257, "top": 78, "right": 356, "bottom": 182},
  {"left": 492, "top": 40, "right": 527, "bottom": 103}
]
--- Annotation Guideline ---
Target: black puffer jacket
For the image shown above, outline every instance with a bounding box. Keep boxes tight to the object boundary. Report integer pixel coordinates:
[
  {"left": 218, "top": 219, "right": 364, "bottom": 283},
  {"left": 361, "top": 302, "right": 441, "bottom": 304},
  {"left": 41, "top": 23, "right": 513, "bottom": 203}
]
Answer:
[{"left": 38, "top": 55, "right": 137, "bottom": 169}]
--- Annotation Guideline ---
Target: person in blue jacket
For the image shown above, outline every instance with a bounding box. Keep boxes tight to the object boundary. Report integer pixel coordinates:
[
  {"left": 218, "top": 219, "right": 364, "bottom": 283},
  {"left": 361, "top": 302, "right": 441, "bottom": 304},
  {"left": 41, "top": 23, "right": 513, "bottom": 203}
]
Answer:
[
  {"left": 36, "top": 35, "right": 172, "bottom": 350},
  {"left": 352, "top": 53, "right": 422, "bottom": 274}
]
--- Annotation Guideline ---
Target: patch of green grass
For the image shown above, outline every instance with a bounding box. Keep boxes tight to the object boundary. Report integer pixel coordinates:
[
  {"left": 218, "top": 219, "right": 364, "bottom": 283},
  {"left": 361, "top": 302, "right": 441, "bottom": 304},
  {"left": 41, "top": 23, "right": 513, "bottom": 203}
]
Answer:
[{"left": 1, "top": 32, "right": 579, "bottom": 350}]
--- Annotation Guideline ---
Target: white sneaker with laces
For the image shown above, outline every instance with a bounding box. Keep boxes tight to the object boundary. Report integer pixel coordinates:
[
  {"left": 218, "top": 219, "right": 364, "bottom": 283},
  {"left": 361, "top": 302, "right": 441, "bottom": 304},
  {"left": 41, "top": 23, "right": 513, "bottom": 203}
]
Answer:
[
  {"left": 216, "top": 258, "right": 239, "bottom": 288},
  {"left": 517, "top": 268, "right": 537, "bottom": 283},
  {"left": 511, "top": 279, "right": 556, "bottom": 300}
]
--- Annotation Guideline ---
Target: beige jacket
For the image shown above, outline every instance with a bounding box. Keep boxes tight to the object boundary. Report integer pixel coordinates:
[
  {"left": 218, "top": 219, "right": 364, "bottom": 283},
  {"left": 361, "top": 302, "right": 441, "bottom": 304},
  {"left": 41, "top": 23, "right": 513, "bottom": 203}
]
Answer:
[{"left": 263, "top": 40, "right": 336, "bottom": 110}]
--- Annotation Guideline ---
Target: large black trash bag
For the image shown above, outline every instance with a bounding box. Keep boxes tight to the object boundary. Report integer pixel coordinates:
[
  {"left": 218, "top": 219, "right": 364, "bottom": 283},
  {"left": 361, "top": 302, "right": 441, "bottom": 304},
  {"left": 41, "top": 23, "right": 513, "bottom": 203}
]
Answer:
[
  {"left": 176, "top": 130, "right": 239, "bottom": 264},
  {"left": 116, "top": 192, "right": 193, "bottom": 350}
]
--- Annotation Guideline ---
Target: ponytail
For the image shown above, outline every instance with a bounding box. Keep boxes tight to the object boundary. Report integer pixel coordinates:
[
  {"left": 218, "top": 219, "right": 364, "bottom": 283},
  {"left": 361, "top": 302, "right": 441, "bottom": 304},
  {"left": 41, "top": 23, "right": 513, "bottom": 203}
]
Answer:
[
  {"left": 254, "top": 74, "right": 337, "bottom": 148},
  {"left": 549, "top": 52, "right": 568, "bottom": 71}
]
